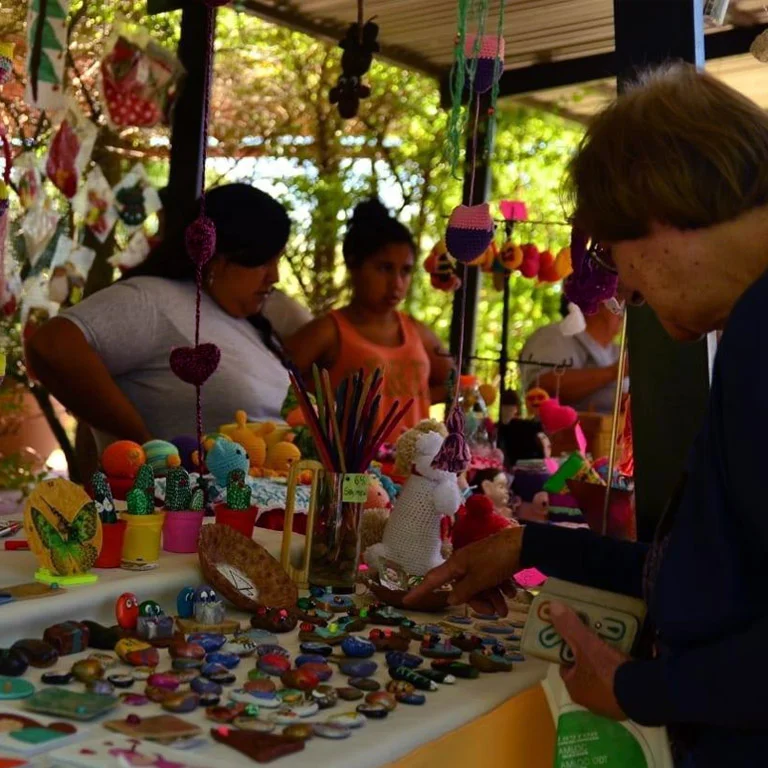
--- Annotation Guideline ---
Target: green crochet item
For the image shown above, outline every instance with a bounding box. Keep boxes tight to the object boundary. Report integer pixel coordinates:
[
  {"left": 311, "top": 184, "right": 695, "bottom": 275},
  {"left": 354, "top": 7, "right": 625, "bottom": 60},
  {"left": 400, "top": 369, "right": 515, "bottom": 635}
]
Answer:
[
  {"left": 126, "top": 486, "right": 153, "bottom": 515},
  {"left": 190, "top": 488, "right": 204, "bottom": 512},
  {"left": 91, "top": 470, "right": 117, "bottom": 524},
  {"left": 226, "top": 469, "right": 252, "bottom": 511},
  {"left": 165, "top": 467, "right": 192, "bottom": 511},
  {"left": 134, "top": 463, "right": 155, "bottom": 506}
]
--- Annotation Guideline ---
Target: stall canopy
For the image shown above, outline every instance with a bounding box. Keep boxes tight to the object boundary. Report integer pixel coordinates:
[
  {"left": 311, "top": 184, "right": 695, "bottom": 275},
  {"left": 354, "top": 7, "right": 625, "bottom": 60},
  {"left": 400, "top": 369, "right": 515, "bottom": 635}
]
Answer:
[{"left": 241, "top": 0, "right": 768, "bottom": 115}]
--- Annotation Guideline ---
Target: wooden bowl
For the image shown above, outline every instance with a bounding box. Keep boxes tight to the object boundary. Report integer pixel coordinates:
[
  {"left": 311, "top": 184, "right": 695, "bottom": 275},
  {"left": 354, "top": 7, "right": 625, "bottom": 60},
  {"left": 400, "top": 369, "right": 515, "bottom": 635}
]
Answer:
[{"left": 365, "top": 574, "right": 451, "bottom": 613}]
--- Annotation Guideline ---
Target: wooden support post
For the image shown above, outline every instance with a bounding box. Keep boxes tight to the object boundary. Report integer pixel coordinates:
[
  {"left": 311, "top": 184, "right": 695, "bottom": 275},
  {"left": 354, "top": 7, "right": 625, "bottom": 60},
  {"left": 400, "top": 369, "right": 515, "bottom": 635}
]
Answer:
[{"left": 613, "top": 0, "right": 714, "bottom": 540}]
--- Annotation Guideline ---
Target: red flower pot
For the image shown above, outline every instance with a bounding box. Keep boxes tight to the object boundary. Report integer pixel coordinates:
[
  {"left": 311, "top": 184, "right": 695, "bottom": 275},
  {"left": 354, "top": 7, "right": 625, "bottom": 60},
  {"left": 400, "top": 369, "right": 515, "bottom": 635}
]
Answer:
[
  {"left": 214, "top": 504, "right": 258, "bottom": 539},
  {"left": 94, "top": 520, "right": 127, "bottom": 568}
]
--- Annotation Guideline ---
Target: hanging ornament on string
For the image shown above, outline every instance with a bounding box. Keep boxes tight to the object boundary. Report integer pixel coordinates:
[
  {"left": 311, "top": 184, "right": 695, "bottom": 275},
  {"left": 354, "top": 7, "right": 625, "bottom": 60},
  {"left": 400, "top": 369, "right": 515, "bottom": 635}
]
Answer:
[
  {"left": 424, "top": 241, "right": 461, "bottom": 292},
  {"left": 168, "top": 2, "right": 221, "bottom": 470},
  {"left": 0, "top": 42, "right": 15, "bottom": 86},
  {"left": 0, "top": 126, "right": 12, "bottom": 313}
]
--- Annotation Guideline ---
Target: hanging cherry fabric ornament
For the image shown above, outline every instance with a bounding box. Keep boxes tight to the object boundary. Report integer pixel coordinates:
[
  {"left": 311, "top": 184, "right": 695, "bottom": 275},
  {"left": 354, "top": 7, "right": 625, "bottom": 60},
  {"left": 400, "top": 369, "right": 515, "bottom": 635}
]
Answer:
[
  {"left": 464, "top": 34, "right": 504, "bottom": 94},
  {"left": 445, "top": 203, "right": 494, "bottom": 264},
  {"left": 519, "top": 243, "right": 540, "bottom": 278},
  {"left": 537, "top": 250, "right": 559, "bottom": 283}
]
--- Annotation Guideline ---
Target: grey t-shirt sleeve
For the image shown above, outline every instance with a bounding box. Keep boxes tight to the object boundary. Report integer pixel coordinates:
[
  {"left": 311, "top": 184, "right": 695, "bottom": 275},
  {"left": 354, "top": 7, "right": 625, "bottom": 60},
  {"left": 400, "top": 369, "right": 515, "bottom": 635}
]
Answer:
[
  {"left": 262, "top": 290, "right": 313, "bottom": 338},
  {"left": 63, "top": 281, "right": 159, "bottom": 376},
  {"left": 519, "top": 325, "right": 580, "bottom": 391}
]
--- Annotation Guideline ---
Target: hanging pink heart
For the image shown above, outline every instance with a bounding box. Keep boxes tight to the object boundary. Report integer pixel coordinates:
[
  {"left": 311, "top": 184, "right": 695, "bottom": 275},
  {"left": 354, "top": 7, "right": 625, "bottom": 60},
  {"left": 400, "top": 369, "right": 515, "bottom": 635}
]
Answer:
[
  {"left": 538, "top": 399, "right": 578, "bottom": 435},
  {"left": 170, "top": 343, "right": 221, "bottom": 386},
  {"left": 185, "top": 214, "right": 217, "bottom": 269}
]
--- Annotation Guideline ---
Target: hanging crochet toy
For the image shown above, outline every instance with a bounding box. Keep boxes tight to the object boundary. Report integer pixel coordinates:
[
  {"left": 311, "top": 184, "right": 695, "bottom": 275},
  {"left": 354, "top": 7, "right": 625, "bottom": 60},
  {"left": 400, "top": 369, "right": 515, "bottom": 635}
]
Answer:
[
  {"left": 424, "top": 241, "right": 461, "bottom": 292},
  {"left": 329, "top": 19, "right": 380, "bottom": 119},
  {"left": 365, "top": 422, "right": 462, "bottom": 577}
]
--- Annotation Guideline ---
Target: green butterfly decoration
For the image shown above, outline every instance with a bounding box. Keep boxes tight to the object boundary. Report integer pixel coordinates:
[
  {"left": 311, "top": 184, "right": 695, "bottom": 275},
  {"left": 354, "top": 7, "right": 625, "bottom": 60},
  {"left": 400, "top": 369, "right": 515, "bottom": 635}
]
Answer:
[
  {"left": 30, "top": 499, "right": 99, "bottom": 575},
  {"left": 226, "top": 469, "right": 252, "bottom": 511},
  {"left": 126, "top": 487, "right": 153, "bottom": 515},
  {"left": 166, "top": 467, "right": 192, "bottom": 511}
]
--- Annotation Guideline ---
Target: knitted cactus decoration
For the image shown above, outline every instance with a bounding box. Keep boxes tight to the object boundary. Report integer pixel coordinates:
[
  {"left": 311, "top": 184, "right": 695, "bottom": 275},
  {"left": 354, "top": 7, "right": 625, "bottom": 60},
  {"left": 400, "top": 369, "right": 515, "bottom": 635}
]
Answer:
[
  {"left": 134, "top": 463, "right": 155, "bottom": 506},
  {"left": 166, "top": 466, "right": 192, "bottom": 511},
  {"left": 226, "top": 469, "right": 252, "bottom": 510},
  {"left": 126, "top": 486, "right": 153, "bottom": 515},
  {"left": 190, "top": 488, "right": 204, "bottom": 512},
  {"left": 91, "top": 470, "right": 117, "bottom": 524}
]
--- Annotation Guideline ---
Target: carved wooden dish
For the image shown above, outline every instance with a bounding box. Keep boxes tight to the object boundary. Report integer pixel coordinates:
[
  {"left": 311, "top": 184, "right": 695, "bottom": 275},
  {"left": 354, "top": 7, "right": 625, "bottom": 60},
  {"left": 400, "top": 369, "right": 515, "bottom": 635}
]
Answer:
[{"left": 198, "top": 525, "right": 297, "bottom": 611}]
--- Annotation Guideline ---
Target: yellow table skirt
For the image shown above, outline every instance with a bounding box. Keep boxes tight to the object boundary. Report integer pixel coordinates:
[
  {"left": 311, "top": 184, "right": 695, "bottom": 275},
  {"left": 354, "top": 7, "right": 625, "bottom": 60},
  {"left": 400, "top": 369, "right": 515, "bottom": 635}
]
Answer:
[{"left": 385, "top": 684, "right": 555, "bottom": 768}]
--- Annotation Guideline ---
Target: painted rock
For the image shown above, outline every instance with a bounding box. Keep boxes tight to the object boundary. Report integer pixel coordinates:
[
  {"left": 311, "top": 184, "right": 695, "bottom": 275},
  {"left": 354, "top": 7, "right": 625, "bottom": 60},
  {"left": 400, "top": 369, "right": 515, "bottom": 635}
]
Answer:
[
  {"left": 169, "top": 669, "right": 199, "bottom": 685},
  {"left": 256, "top": 644, "right": 290, "bottom": 659},
  {"left": 191, "top": 677, "right": 222, "bottom": 696},
  {"left": 478, "top": 623, "right": 517, "bottom": 635},
  {"left": 385, "top": 651, "right": 423, "bottom": 669},
  {"left": 172, "top": 657, "right": 202, "bottom": 672},
  {"left": 277, "top": 689, "right": 304, "bottom": 706},
  {"left": 187, "top": 633, "right": 226, "bottom": 653},
  {"left": 340, "top": 636, "right": 375, "bottom": 658},
  {"left": 229, "top": 688, "right": 273, "bottom": 707},
  {"left": 430, "top": 660, "right": 479, "bottom": 678},
  {"left": 147, "top": 673, "right": 179, "bottom": 691},
  {"left": 365, "top": 691, "right": 397, "bottom": 711},
  {"left": 116, "top": 592, "right": 140, "bottom": 630},
  {"left": 317, "top": 594, "right": 355, "bottom": 613},
  {"left": 145, "top": 685, "right": 174, "bottom": 703},
  {"left": 299, "top": 642, "right": 332, "bottom": 657},
  {"left": 243, "top": 678, "right": 276, "bottom": 694},
  {"left": 162, "top": 692, "right": 200, "bottom": 713},
  {"left": 282, "top": 701, "right": 318, "bottom": 719},
  {"left": 121, "top": 693, "right": 150, "bottom": 706},
  {"left": 43, "top": 622, "right": 90, "bottom": 656},
  {"left": 88, "top": 653, "right": 117, "bottom": 670},
  {"left": 311, "top": 685, "right": 338, "bottom": 709},
  {"left": 206, "top": 703, "right": 246, "bottom": 723},
  {"left": 280, "top": 668, "right": 320, "bottom": 692},
  {"left": 386, "top": 680, "right": 415, "bottom": 696},
  {"left": 87, "top": 679, "right": 115, "bottom": 696},
  {"left": 312, "top": 722, "right": 350, "bottom": 739},
  {"left": 201, "top": 663, "right": 236, "bottom": 685},
  {"left": 132, "top": 666, "right": 153, "bottom": 681},
  {"left": 71, "top": 659, "right": 104, "bottom": 683},
  {"left": 239, "top": 629, "right": 278, "bottom": 646},
  {"left": 250, "top": 607, "right": 297, "bottom": 634},
  {"left": 369, "top": 630, "right": 410, "bottom": 652},
  {"left": 247, "top": 669, "right": 270, "bottom": 682},
  {"left": 199, "top": 692, "right": 221, "bottom": 706},
  {"left": 506, "top": 652, "right": 526, "bottom": 662},
  {"left": 258, "top": 654, "right": 291, "bottom": 676},
  {"left": 419, "top": 669, "right": 456, "bottom": 685},
  {"left": 0, "top": 678, "right": 34, "bottom": 700},
  {"left": 339, "top": 659, "right": 377, "bottom": 678},
  {"left": 335, "top": 616, "right": 367, "bottom": 633},
  {"left": 471, "top": 612, "right": 499, "bottom": 621},
  {"left": 11, "top": 639, "right": 58, "bottom": 668},
  {"left": 107, "top": 674, "right": 134, "bottom": 689},
  {"left": 116, "top": 639, "right": 159, "bottom": 668},
  {"left": 447, "top": 615, "right": 473, "bottom": 625},
  {"left": 367, "top": 605, "right": 406, "bottom": 626},
  {"left": 295, "top": 654, "right": 326, "bottom": 667},
  {"left": 169, "top": 641, "right": 206, "bottom": 661},
  {"left": 349, "top": 677, "right": 380, "bottom": 692},
  {"left": 388, "top": 666, "right": 438, "bottom": 691},
  {"left": 469, "top": 650, "right": 514, "bottom": 673},
  {"left": 233, "top": 717, "right": 275, "bottom": 733},
  {"left": 269, "top": 710, "right": 301, "bottom": 726},
  {"left": 177, "top": 586, "right": 196, "bottom": 619},
  {"left": 41, "top": 671, "right": 74, "bottom": 685},
  {"left": 356, "top": 702, "right": 389, "bottom": 719},
  {"left": 81, "top": 621, "right": 123, "bottom": 651},
  {"left": 299, "top": 662, "right": 332, "bottom": 682},
  {"left": 451, "top": 633, "right": 483, "bottom": 652},
  {"left": 396, "top": 691, "right": 426, "bottom": 705},
  {"left": 224, "top": 637, "right": 258, "bottom": 656},
  {"left": 327, "top": 711, "right": 366, "bottom": 729},
  {"left": 400, "top": 623, "right": 442, "bottom": 641},
  {"left": 283, "top": 723, "right": 313, "bottom": 741},
  {"left": 206, "top": 652, "right": 240, "bottom": 669},
  {"left": 336, "top": 686, "right": 364, "bottom": 701},
  {"left": 420, "top": 639, "right": 462, "bottom": 660}
]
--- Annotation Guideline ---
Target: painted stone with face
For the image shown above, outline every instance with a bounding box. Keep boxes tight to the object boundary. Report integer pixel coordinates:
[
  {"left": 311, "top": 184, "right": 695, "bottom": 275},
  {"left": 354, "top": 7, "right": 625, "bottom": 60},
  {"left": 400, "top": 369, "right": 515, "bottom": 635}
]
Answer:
[
  {"left": 136, "top": 600, "right": 174, "bottom": 640},
  {"left": 116, "top": 592, "right": 139, "bottom": 630},
  {"left": 177, "top": 586, "right": 196, "bottom": 619},
  {"left": 193, "top": 585, "right": 226, "bottom": 625}
]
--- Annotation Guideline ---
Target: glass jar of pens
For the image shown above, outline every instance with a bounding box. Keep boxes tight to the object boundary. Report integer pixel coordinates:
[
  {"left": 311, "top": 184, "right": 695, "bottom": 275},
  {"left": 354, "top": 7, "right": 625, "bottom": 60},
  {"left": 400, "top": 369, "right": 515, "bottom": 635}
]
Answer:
[{"left": 281, "top": 366, "right": 413, "bottom": 592}]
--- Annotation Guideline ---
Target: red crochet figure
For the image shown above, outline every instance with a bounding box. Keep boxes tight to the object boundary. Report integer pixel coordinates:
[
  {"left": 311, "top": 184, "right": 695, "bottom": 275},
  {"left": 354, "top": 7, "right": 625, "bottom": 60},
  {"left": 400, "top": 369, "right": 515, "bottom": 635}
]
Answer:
[{"left": 451, "top": 495, "right": 511, "bottom": 551}]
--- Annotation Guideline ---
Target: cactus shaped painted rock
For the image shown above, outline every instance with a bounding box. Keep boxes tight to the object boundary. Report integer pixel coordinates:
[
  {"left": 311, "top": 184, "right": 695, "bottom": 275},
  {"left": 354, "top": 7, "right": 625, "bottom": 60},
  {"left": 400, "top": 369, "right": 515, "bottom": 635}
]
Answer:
[
  {"left": 226, "top": 469, "right": 252, "bottom": 511},
  {"left": 126, "top": 487, "right": 153, "bottom": 515},
  {"left": 91, "top": 470, "right": 117, "bottom": 523},
  {"left": 134, "top": 463, "right": 155, "bottom": 504},
  {"left": 190, "top": 488, "right": 204, "bottom": 512},
  {"left": 165, "top": 467, "right": 192, "bottom": 511}
]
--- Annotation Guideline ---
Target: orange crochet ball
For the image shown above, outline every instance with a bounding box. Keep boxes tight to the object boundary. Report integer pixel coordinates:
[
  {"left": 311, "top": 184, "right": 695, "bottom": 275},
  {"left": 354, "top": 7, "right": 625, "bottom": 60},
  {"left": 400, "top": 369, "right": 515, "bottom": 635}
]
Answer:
[{"left": 102, "top": 441, "right": 147, "bottom": 479}]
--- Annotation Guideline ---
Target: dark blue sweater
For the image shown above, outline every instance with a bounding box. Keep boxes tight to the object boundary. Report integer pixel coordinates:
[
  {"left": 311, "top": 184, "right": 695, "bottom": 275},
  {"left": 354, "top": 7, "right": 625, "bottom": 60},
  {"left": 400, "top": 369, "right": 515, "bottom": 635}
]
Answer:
[{"left": 521, "top": 271, "right": 768, "bottom": 766}]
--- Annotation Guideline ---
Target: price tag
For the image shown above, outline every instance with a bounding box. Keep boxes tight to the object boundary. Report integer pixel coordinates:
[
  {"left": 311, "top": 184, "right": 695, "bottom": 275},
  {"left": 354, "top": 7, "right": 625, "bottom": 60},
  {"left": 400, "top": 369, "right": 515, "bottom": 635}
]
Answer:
[{"left": 342, "top": 473, "right": 369, "bottom": 503}]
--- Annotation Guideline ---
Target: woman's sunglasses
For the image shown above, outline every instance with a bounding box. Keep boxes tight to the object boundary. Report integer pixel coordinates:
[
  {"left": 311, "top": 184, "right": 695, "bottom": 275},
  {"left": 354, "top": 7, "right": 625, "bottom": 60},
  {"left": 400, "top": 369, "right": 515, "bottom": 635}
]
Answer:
[{"left": 587, "top": 241, "right": 617, "bottom": 274}]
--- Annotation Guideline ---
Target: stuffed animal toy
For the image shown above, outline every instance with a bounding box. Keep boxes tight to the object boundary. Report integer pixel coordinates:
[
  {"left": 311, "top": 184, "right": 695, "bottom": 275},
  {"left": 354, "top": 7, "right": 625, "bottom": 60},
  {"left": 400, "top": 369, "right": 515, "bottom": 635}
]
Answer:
[
  {"left": 205, "top": 439, "right": 250, "bottom": 487},
  {"left": 451, "top": 495, "right": 512, "bottom": 551},
  {"left": 365, "top": 424, "right": 462, "bottom": 577},
  {"left": 254, "top": 434, "right": 301, "bottom": 478},
  {"left": 225, "top": 410, "right": 267, "bottom": 471},
  {"left": 329, "top": 20, "right": 380, "bottom": 118},
  {"left": 424, "top": 241, "right": 461, "bottom": 292}
]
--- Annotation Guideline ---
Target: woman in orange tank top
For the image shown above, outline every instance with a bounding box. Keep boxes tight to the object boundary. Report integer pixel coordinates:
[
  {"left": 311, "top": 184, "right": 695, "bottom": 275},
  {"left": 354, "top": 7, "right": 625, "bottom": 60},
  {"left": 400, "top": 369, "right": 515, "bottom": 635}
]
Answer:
[{"left": 285, "top": 200, "right": 455, "bottom": 435}]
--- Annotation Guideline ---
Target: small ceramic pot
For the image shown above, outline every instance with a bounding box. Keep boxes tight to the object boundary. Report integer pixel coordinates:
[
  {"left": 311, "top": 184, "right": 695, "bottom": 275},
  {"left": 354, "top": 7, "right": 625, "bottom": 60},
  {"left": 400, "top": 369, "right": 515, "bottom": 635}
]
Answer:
[
  {"left": 94, "top": 520, "right": 127, "bottom": 568},
  {"left": 162, "top": 510, "right": 204, "bottom": 553},
  {"left": 120, "top": 511, "right": 165, "bottom": 569},
  {"left": 214, "top": 504, "right": 257, "bottom": 540}
]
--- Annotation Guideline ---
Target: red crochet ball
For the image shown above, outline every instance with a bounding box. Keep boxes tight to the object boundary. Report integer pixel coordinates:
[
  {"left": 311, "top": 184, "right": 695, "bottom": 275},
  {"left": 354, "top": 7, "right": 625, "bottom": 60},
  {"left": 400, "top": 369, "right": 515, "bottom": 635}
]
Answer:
[{"left": 451, "top": 495, "right": 511, "bottom": 551}]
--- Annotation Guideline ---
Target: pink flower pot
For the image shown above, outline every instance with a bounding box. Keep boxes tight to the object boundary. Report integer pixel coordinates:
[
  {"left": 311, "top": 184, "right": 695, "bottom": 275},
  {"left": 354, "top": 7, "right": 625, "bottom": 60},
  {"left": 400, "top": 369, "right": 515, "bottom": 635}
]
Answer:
[
  {"left": 162, "top": 510, "right": 205, "bottom": 553},
  {"left": 214, "top": 504, "right": 257, "bottom": 539}
]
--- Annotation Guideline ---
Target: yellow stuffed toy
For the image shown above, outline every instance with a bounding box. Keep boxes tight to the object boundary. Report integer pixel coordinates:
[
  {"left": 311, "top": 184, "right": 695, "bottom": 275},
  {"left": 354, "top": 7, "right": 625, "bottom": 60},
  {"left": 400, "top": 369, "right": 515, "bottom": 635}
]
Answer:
[
  {"left": 222, "top": 411, "right": 267, "bottom": 474},
  {"left": 259, "top": 435, "right": 301, "bottom": 478}
]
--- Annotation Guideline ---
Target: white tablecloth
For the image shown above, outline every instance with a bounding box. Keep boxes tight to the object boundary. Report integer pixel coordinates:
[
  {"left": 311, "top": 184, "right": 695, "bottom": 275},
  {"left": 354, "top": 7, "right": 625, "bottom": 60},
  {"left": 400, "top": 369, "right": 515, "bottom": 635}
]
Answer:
[{"left": 0, "top": 526, "right": 547, "bottom": 768}]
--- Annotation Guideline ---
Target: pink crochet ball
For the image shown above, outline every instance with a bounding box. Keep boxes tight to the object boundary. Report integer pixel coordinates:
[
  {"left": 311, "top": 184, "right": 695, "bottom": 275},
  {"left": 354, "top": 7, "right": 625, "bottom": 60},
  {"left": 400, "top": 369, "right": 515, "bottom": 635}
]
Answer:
[
  {"left": 464, "top": 34, "right": 505, "bottom": 94},
  {"left": 185, "top": 215, "right": 217, "bottom": 269},
  {"left": 446, "top": 204, "right": 494, "bottom": 264}
]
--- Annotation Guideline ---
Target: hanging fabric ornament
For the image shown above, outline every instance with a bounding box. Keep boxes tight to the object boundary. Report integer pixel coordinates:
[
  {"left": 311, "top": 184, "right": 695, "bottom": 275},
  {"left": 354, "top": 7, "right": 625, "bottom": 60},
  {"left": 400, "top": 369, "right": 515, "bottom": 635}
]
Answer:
[
  {"left": 168, "top": 3, "right": 221, "bottom": 472},
  {"left": 0, "top": 42, "right": 15, "bottom": 86},
  {"left": 0, "top": 127, "right": 11, "bottom": 311},
  {"left": 432, "top": 407, "right": 471, "bottom": 474},
  {"left": 445, "top": 203, "right": 494, "bottom": 264},
  {"left": 563, "top": 228, "right": 618, "bottom": 315},
  {"left": 554, "top": 247, "right": 573, "bottom": 279},
  {"left": 464, "top": 33, "right": 504, "bottom": 94},
  {"left": 468, "top": 240, "right": 496, "bottom": 271},
  {"left": 537, "top": 250, "right": 559, "bottom": 283},
  {"left": 519, "top": 243, "right": 540, "bottom": 278},
  {"left": 424, "top": 241, "right": 461, "bottom": 292},
  {"left": 25, "top": 0, "right": 70, "bottom": 111}
]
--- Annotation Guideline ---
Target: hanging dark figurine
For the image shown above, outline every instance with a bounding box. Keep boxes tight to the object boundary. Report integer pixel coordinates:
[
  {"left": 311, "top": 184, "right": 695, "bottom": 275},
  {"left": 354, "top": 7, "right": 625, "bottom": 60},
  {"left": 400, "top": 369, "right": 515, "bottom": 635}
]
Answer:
[{"left": 329, "top": 16, "right": 380, "bottom": 119}]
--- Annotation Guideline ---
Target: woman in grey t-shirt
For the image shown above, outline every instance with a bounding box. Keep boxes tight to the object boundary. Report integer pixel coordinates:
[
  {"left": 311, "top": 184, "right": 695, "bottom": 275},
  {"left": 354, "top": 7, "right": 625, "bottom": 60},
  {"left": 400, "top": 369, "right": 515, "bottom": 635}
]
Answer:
[{"left": 27, "top": 183, "right": 302, "bottom": 452}]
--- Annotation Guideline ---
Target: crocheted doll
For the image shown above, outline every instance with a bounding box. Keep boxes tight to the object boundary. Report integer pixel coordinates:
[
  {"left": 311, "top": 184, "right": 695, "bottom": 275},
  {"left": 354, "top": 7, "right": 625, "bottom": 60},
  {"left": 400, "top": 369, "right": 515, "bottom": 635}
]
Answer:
[{"left": 364, "top": 423, "right": 461, "bottom": 577}]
